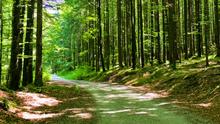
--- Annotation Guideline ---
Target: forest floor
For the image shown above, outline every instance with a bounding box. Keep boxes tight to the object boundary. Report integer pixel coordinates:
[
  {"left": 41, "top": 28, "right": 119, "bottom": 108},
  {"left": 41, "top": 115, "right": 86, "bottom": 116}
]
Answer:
[
  {"left": 59, "top": 57, "right": 220, "bottom": 123},
  {"left": 0, "top": 83, "right": 97, "bottom": 124}
]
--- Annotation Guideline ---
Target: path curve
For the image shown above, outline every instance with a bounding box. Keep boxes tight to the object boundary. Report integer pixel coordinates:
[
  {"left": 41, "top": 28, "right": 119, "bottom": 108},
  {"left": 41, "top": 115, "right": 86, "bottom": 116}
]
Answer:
[{"left": 51, "top": 75, "right": 213, "bottom": 124}]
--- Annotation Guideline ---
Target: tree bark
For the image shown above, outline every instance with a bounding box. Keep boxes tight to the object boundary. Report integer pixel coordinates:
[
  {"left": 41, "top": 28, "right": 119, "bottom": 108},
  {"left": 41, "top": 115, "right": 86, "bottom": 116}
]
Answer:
[
  {"left": 23, "top": 0, "right": 35, "bottom": 86},
  {"left": 8, "top": 0, "right": 21, "bottom": 90},
  {"left": 35, "top": 0, "right": 43, "bottom": 86}
]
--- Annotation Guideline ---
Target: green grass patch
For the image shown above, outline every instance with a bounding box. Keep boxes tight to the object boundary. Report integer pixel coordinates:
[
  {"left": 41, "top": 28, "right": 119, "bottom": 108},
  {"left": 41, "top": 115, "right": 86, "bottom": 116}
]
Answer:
[{"left": 58, "top": 66, "right": 97, "bottom": 80}]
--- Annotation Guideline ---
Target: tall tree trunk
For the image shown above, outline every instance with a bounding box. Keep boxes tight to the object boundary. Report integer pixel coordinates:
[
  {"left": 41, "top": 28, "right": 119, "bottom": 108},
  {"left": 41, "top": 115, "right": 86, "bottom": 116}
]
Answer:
[
  {"left": 35, "top": 0, "right": 43, "bottom": 86},
  {"left": 138, "top": 0, "right": 144, "bottom": 68},
  {"left": 0, "top": 0, "right": 3, "bottom": 85},
  {"left": 104, "top": 0, "right": 110, "bottom": 70},
  {"left": 155, "top": 0, "right": 161, "bottom": 64},
  {"left": 23, "top": 0, "right": 35, "bottom": 86},
  {"left": 18, "top": 0, "right": 26, "bottom": 83},
  {"left": 150, "top": 0, "right": 154, "bottom": 65},
  {"left": 188, "top": 0, "right": 193, "bottom": 57},
  {"left": 195, "top": 0, "right": 202, "bottom": 57},
  {"left": 97, "top": 0, "right": 105, "bottom": 72},
  {"left": 214, "top": 0, "right": 220, "bottom": 57},
  {"left": 8, "top": 0, "right": 21, "bottom": 90},
  {"left": 184, "top": 0, "right": 188, "bottom": 59},
  {"left": 162, "top": 0, "right": 167, "bottom": 63},
  {"left": 168, "top": 0, "right": 177, "bottom": 69},
  {"left": 131, "top": 0, "right": 136, "bottom": 69},
  {"left": 204, "top": 0, "right": 209, "bottom": 66},
  {"left": 117, "top": 0, "right": 123, "bottom": 68}
]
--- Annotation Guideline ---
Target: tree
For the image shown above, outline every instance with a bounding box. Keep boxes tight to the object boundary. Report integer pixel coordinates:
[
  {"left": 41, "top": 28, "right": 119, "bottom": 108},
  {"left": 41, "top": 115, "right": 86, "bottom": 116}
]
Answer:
[
  {"left": 184, "top": 0, "right": 188, "bottom": 59},
  {"left": 195, "top": 0, "right": 202, "bottom": 57},
  {"left": 138, "top": 0, "right": 144, "bottom": 67},
  {"left": 97, "top": 0, "right": 105, "bottom": 72},
  {"left": 23, "top": 0, "right": 35, "bottom": 86},
  {"left": 204, "top": 0, "right": 210, "bottom": 66},
  {"left": 0, "top": 0, "right": 3, "bottom": 84},
  {"left": 117, "top": 0, "right": 123, "bottom": 68},
  {"left": 155, "top": 0, "right": 161, "bottom": 64},
  {"left": 17, "top": 0, "right": 26, "bottom": 86},
  {"left": 214, "top": 0, "right": 220, "bottom": 57},
  {"left": 8, "top": 0, "right": 21, "bottom": 90},
  {"left": 104, "top": 0, "right": 110, "bottom": 70},
  {"left": 168, "top": 0, "right": 177, "bottom": 69},
  {"left": 150, "top": 0, "right": 154, "bottom": 65},
  {"left": 131, "top": 0, "right": 136, "bottom": 69},
  {"left": 35, "top": 0, "right": 43, "bottom": 86}
]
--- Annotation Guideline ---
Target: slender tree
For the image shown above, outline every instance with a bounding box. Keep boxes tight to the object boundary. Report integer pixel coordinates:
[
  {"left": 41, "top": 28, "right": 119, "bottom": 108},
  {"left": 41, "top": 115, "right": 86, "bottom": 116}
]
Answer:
[
  {"left": 97, "top": 0, "right": 105, "bottom": 72},
  {"left": 35, "top": 0, "right": 43, "bottom": 86},
  {"left": 117, "top": 0, "right": 123, "bottom": 68},
  {"left": 204, "top": 0, "right": 209, "bottom": 66},
  {"left": 184, "top": 0, "right": 188, "bottom": 59},
  {"left": 138, "top": 0, "right": 144, "bottom": 68},
  {"left": 195, "top": 0, "right": 202, "bottom": 57},
  {"left": 155, "top": 0, "right": 161, "bottom": 64},
  {"left": 168, "top": 0, "right": 177, "bottom": 69},
  {"left": 214, "top": 0, "right": 220, "bottom": 57},
  {"left": 131, "top": 0, "right": 136, "bottom": 69},
  {"left": 150, "top": 0, "right": 154, "bottom": 65},
  {"left": 17, "top": 0, "right": 26, "bottom": 85},
  {"left": 23, "top": 0, "right": 35, "bottom": 86},
  {"left": 0, "top": 0, "right": 3, "bottom": 84},
  {"left": 8, "top": 0, "right": 21, "bottom": 90},
  {"left": 104, "top": 0, "right": 110, "bottom": 70}
]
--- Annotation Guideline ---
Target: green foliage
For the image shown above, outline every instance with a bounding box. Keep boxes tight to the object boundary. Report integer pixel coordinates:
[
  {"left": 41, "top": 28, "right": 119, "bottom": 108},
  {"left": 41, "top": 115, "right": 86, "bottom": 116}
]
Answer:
[
  {"left": 43, "top": 70, "right": 52, "bottom": 82},
  {"left": 58, "top": 66, "right": 97, "bottom": 80}
]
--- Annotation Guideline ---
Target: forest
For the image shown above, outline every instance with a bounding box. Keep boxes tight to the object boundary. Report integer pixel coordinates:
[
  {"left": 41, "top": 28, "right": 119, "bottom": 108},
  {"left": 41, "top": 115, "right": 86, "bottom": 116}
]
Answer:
[{"left": 0, "top": 0, "right": 220, "bottom": 123}]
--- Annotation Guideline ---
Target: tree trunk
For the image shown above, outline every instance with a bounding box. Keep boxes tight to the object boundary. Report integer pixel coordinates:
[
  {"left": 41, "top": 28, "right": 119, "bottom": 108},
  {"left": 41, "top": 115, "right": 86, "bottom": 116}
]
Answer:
[
  {"left": 23, "top": 0, "right": 35, "bottom": 86},
  {"left": 184, "top": 0, "right": 188, "bottom": 59},
  {"left": 131, "top": 0, "right": 136, "bottom": 69},
  {"left": 117, "top": 0, "right": 123, "bottom": 68},
  {"left": 195, "top": 0, "right": 202, "bottom": 57},
  {"left": 104, "top": 0, "right": 110, "bottom": 70},
  {"left": 8, "top": 0, "right": 21, "bottom": 90},
  {"left": 168, "top": 0, "right": 177, "bottom": 69},
  {"left": 0, "top": 0, "right": 3, "bottom": 85},
  {"left": 97, "top": 0, "right": 105, "bottom": 72},
  {"left": 214, "top": 0, "right": 220, "bottom": 57},
  {"left": 204, "top": 0, "right": 209, "bottom": 66},
  {"left": 139, "top": 0, "right": 144, "bottom": 68},
  {"left": 35, "top": 0, "right": 43, "bottom": 86}
]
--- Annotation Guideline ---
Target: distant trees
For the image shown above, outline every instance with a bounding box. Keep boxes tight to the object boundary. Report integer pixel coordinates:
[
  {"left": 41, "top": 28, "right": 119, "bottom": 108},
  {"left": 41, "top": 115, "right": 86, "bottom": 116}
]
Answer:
[{"left": 43, "top": 0, "right": 220, "bottom": 73}]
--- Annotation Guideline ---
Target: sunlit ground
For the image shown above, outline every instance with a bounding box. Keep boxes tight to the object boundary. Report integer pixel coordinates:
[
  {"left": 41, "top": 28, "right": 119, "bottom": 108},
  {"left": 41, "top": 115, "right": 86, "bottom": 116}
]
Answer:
[
  {"left": 70, "top": 80, "right": 213, "bottom": 124},
  {"left": 6, "top": 84, "right": 97, "bottom": 124}
]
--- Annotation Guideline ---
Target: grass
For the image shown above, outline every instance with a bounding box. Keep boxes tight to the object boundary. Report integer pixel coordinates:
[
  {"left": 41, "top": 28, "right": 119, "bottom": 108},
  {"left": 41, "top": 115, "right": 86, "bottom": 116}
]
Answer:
[{"left": 58, "top": 66, "right": 97, "bottom": 80}]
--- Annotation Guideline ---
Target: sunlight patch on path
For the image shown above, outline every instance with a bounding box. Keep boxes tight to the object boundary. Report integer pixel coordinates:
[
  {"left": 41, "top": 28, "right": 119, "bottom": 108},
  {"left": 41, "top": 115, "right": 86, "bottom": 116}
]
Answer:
[
  {"left": 15, "top": 92, "right": 63, "bottom": 120},
  {"left": 69, "top": 113, "right": 93, "bottom": 119},
  {"left": 16, "top": 92, "right": 62, "bottom": 110},
  {"left": 102, "top": 109, "right": 131, "bottom": 114},
  {"left": 17, "top": 112, "right": 62, "bottom": 120}
]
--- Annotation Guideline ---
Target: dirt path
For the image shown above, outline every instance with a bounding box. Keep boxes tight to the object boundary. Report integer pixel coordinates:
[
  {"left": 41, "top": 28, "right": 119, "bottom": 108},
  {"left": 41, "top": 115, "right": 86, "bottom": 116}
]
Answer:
[{"left": 51, "top": 75, "right": 213, "bottom": 124}]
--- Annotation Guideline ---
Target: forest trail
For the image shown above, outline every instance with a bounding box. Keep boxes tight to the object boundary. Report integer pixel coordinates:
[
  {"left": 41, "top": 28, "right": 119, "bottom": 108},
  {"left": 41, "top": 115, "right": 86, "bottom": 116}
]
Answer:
[{"left": 51, "top": 75, "right": 213, "bottom": 124}]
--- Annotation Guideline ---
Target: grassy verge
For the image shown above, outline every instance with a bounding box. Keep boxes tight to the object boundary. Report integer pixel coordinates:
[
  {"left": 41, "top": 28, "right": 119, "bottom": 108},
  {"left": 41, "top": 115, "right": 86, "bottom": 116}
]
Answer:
[
  {"left": 0, "top": 84, "right": 97, "bottom": 124},
  {"left": 58, "top": 66, "right": 97, "bottom": 80}
]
